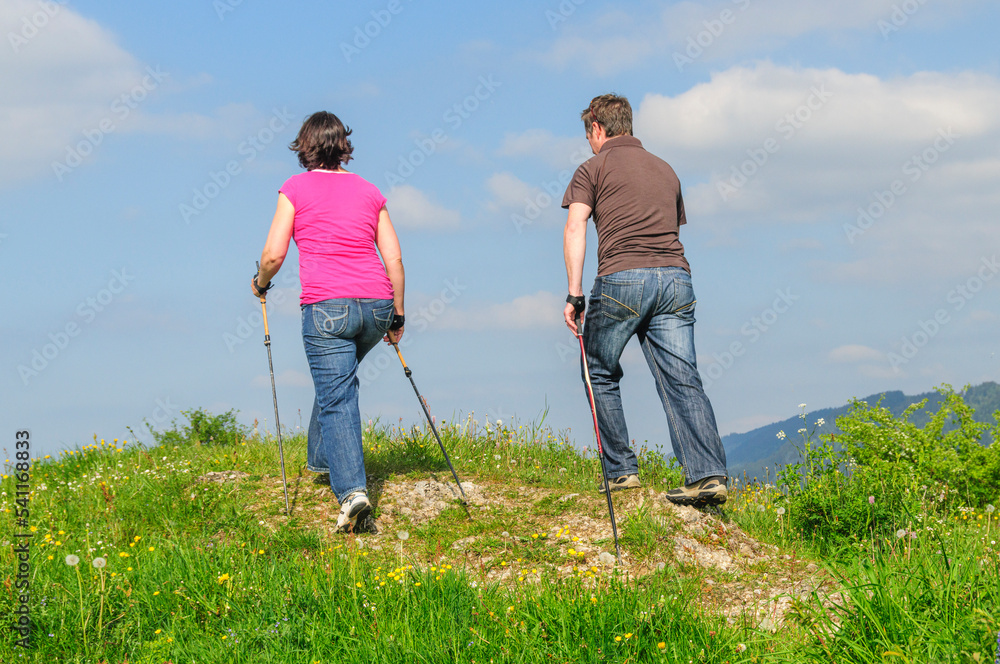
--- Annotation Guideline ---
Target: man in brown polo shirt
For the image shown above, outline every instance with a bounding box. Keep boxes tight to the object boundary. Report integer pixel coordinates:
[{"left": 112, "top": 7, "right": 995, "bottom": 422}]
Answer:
[{"left": 562, "top": 93, "right": 728, "bottom": 506}]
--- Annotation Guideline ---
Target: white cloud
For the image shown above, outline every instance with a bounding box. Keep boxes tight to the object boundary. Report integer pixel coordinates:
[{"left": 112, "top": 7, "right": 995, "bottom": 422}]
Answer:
[
  {"left": 385, "top": 185, "right": 461, "bottom": 230},
  {"left": 497, "top": 129, "right": 590, "bottom": 169},
  {"left": 828, "top": 344, "right": 885, "bottom": 363},
  {"left": 435, "top": 291, "right": 564, "bottom": 331},
  {"left": 0, "top": 1, "right": 146, "bottom": 182},
  {"left": 486, "top": 172, "right": 541, "bottom": 211},
  {"left": 534, "top": 0, "right": 976, "bottom": 76},
  {"left": 633, "top": 62, "right": 1000, "bottom": 281},
  {"left": 969, "top": 309, "right": 998, "bottom": 323},
  {"left": 636, "top": 63, "right": 1000, "bottom": 181},
  {"left": 0, "top": 3, "right": 280, "bottom": 185}
]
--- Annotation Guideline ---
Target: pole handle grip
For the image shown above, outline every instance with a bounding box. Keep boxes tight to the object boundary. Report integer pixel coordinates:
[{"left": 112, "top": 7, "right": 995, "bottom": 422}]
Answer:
[
  {"left": 391, "top": 341, "right": 410, "bottom": 375},
  {"left": 255, "top": 262, "right": 273, "bottom": 337},
  {"left": 260, "top": 299, "right": 270, "bottom": 338}
]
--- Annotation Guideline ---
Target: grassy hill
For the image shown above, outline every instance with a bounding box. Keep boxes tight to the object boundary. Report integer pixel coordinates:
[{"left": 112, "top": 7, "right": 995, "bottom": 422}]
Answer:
[
  {"left": 1, "top": 407, "right": 998, "bottom": 662},
  {"left": 725, "top": 381, "right": 1000, "bottom": 481}
]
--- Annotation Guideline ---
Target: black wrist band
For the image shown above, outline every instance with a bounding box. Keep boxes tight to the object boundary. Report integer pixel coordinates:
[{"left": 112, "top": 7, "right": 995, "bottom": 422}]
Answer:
[
  {"left": 390, "top": 314, "right": 405, "bottom": 330},
  {"left": 253, "top": 272, "right": 273, "bottom": 295},
  {"left": 566, "top": 294, "right": 585, "bottom": 313}
]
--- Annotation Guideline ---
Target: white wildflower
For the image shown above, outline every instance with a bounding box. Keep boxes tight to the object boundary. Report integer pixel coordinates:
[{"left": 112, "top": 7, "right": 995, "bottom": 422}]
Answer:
[
  {"left": 92, "top": 557, "right": 107, "bottom": 569},
  {"left": 397, "top": 531, "right": 409, "bottom": 541},
  {"left": 65, "top": 555, "right": 79, "bottom": 566},
  {"left": 776, "top": 431, "right": 786, "bottom": 440},
  {"left": 816, "top": 418, "right": 825, "bottom": 426}
]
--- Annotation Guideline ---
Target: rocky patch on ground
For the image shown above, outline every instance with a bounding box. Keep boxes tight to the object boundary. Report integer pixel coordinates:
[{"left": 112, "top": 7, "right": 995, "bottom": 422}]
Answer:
[
  {"left": 245, "top": 472, "right": 841, "bottom": 630},
  {"left": 198, "top": 470, "right": 250, "bottom": 483}
]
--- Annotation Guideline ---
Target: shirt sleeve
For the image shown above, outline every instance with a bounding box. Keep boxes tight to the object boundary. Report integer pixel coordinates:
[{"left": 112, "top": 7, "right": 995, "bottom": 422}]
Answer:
[
  {"left": 372, "top": 188, "right": 387, "bottom": 216},
  {"left": 278, "top": 176, "right": 298, "bottom": 209},
  {"left": 561, "top": 162, "right": 596, "bottom": 210},
  {"left": 677, "top": 189, "right": 687, "bottom": 226}
]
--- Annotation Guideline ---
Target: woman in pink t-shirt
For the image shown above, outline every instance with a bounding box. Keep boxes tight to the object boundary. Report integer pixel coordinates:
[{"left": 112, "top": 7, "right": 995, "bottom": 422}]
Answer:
[{"left": 252, "top": 111, "right": 405, "bottom": 533}]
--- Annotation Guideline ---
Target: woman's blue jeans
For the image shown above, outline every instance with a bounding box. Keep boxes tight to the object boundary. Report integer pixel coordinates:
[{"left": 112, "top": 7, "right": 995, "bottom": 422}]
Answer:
[
  {"left": 302, "top": 298, "right": 394, "bottom": 503},
  {"left": 582, "top": 267, "right": 728, "bottom": 484}
]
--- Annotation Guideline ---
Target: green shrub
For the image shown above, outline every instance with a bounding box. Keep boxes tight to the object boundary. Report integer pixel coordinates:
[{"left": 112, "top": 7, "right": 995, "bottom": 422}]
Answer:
[
  {"left": 837, "top": 384, "right": 1000, "bottom": 508},
  {"left": 784, "top": 462, "right": 917, "bottom": 554},
  {"left": 775, "top": 385, "right": 999, "bottom": 553},
  {"left": 151, "top": 408, "right": 249, "bottom": 447}
]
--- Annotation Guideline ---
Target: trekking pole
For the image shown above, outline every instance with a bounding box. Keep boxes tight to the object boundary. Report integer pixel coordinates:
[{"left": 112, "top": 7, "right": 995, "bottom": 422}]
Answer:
[
  {"left": 575, "top": 314, "right": 622, "bottom": 564},
  {"left": 256, "top": 262, "right": 290, "bottom": 515},
  {"left": 389, "top": 342, "right": 468, "bottom": 504}
]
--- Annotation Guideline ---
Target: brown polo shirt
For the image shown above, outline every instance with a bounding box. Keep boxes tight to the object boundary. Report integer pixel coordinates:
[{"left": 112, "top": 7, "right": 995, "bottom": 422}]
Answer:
[{"left": 561, "top": 135, "right": 690, "bottom": 276}]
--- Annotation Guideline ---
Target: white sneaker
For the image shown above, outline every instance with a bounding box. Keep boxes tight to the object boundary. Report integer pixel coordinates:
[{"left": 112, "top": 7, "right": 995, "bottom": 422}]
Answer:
[{"left": 336, "top": 491, "right": 372, "bottom": 533}]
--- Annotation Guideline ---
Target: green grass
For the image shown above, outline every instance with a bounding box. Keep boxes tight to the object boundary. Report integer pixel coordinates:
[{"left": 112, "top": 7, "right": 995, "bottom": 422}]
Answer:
[{"left": 1, "top": 414, "right": 999, "bottom": 662}]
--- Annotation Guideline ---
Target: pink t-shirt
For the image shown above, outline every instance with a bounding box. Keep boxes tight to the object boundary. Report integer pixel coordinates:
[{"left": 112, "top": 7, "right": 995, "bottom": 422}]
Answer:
[{"left": 279, "top": 171, "right": 394, "bottom": 305}]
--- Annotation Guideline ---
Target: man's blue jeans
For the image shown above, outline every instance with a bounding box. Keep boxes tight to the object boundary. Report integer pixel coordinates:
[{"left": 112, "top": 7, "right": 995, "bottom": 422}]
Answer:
[
  {"left": 302, "top": 298, "right": 394, "bottom": 503},
  {"left": 582, "top": 267, "right": 727, "bottom": 484}
]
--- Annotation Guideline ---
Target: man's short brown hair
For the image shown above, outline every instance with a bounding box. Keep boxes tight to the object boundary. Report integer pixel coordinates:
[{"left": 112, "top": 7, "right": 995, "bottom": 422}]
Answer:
[
  {"left": 582, "top": 94, "right": 632, "bottom": 138},
  {"left": 289, "top": 111, "right": 354, "bottom": 170}
]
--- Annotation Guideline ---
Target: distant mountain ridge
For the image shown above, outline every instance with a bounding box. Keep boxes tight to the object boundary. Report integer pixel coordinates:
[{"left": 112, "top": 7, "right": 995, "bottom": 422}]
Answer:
[{"left": 723, "top": 381, "right": 1000, "bottom": 482}]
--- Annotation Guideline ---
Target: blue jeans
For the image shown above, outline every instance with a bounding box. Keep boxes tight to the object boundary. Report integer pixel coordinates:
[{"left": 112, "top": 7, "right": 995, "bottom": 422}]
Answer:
[
  {"left": 302, "top": 298, "right": 395, "bottom": 502},
  {"left": 582, "top": 267, "right": 727, "bottom": 484}
]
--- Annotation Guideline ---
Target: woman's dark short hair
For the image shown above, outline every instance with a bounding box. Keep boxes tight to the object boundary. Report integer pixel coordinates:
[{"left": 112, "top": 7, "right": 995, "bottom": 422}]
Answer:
[{"left": 289, "top": 111, "right": 354, "bottom": 170}]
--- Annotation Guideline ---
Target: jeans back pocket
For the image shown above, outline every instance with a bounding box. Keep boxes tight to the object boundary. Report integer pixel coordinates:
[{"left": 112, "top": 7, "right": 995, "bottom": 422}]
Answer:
[
  {"left": 372, "top": 302, "right": 395, "bottom": 332},
  {"left": 312, "top": 303, "right": 349, "bottom": 337},
  {"left": 672, "top": 276, "right": 696, "bottom": 314},
  {"left": 600, "top": 279, "right": 643, "bottom": 321}
]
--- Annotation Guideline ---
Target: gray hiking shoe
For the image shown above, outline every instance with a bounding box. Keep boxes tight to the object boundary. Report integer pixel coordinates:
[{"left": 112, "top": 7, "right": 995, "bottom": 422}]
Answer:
[
  {"left": 665, "top": 476, "right": 728, "bottom": 507},
  {"left": 597, "top": 474, "right": 641, "bottom": 493},
  {"left": 336, "top": 491, "right": 372, "bottom": 533}
]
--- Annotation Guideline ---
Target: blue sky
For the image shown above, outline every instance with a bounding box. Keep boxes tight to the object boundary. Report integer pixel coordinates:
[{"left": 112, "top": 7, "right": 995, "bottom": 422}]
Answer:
[{"left": 3, "top": 0, "right": 999, "bottom": 461}]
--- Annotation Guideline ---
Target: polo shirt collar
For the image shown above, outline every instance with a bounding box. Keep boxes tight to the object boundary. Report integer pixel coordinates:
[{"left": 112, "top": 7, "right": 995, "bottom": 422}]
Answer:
[{"left": 600, "top": 135, "right": 643, "bottom": 152}]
